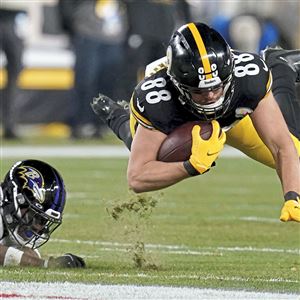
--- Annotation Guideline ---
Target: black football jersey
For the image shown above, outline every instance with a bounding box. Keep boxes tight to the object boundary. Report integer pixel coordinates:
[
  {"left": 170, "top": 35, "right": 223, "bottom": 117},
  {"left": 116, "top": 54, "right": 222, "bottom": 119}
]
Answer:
[{"left": 130, "top": 50, "right": 272, "bottom": 134}]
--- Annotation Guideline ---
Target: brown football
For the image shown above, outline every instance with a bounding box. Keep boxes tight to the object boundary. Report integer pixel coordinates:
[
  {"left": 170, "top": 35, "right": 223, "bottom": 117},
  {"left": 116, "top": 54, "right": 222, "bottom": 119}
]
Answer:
[{"left": 157, "top": 121, "right": 213, "bottom": 162}]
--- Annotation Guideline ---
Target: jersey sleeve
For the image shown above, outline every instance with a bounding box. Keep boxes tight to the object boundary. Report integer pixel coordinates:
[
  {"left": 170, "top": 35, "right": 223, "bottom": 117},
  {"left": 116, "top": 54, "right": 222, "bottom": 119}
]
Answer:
[
  {"left": 130, "top": 90, "right": 155, "bottom": 130},
  {"left": 129, "top": 69, "right": 181, "bottom": 134},
  {"left": 233, "top": 51, "right": 273, "bottom": 111},
  {"left": 251, "top": 56, "right": 272, "bottom": 98}
]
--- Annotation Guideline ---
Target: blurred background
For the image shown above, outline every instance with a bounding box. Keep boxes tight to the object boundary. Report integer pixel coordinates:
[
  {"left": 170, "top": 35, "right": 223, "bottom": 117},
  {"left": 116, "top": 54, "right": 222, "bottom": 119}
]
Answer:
[{"left": 0, "top": 0, "right": 299, "bottom": 141}]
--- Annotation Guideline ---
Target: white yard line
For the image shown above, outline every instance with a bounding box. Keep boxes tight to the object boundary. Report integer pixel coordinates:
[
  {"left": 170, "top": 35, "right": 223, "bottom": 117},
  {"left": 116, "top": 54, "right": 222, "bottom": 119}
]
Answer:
[
  {"left": 0, "top": 281, "right": 298, "bottom": 300},
  {"left": 45, "top": 271, "right": 300, "bottom": 284},
  {"left": 1, "top": 145, "right": 130, "bottom": 158},
  {"left": 239, "top": 216, "right": 279, "bottom": 223},
  {"left": 49, "top": 238, "right": 300, "bottom": 255},
  {"left": 1, "top": 145, "right": 245, "bottom": 158}
]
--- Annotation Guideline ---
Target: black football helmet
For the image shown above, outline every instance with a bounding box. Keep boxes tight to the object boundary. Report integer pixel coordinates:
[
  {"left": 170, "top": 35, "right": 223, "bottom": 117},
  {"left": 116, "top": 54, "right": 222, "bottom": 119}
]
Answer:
[
  {"left": 0, "top": 160, "right": 66, "bottom": 249},
  {"left": 167, "top": 22, "right": 235, "bottom": 120}
]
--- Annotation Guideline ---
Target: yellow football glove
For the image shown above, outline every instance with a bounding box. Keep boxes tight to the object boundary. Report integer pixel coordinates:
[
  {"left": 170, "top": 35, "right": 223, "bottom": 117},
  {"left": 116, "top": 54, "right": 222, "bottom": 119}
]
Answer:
[
  {"left": 183, "top": 120, "right": 226, "bottom": 176},
  {"left": 280, "top": 192, "right": 300, "bottom": 222}
]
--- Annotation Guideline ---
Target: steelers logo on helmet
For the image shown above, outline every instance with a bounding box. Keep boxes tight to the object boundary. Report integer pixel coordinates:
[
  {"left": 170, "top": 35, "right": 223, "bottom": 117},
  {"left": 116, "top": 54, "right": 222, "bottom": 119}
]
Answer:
[{"left": 198, "top": 64, "right": 222, "bottom": 89}]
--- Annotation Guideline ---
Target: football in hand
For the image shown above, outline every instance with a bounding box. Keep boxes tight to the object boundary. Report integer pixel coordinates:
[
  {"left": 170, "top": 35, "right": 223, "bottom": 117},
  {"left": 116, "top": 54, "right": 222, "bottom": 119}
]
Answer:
[{"left": 157, "top": 121, "right": 213, "bottom": 162}]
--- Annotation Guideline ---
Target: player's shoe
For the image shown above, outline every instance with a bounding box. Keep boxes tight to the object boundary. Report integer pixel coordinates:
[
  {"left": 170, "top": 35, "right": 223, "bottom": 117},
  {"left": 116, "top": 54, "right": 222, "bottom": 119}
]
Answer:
[
  {"left": 91, "top": 93, "right": 128, "bottom": 124},
  {"left": 261, "top": 46, "right": 300, "bottom": 82}
]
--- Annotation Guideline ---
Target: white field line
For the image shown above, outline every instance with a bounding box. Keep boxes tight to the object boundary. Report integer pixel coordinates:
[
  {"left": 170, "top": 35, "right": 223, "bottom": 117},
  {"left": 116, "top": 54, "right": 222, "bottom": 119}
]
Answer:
[
  {"left": 1, "top": 145, "right": 130, "bottom": 158},
  {"left": 49, "top": 238, "right": 300, "bottom": 255},
  {"left": 2, "top": 269, "right": 298, "bottom": 284},
  {"left": 239, "top": 216, "right": 278, "bottom": 223},
  {"left": 42, "top": 271, "right": 300, "bottom": 284},
  {"left": 0, "top": 280, "right": 298, "bottom": 300},
  {"left": 64, "top": 213, "right": 279, "bottom": 224},
  {"left": 1, "top": 269, "right": 298, "bottom": 284},
  {"left": 50, "top": 248, "right": 222, "bottom": 257},
  {"left": 1, "top": 145, "right": 245, "bottom": 158}
]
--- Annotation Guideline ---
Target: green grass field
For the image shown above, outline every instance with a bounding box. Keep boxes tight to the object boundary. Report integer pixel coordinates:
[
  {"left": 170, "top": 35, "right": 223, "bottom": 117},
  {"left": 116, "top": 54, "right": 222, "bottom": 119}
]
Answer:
[{"left": 1, "top": 156, "right": 299, "bottom": 294}]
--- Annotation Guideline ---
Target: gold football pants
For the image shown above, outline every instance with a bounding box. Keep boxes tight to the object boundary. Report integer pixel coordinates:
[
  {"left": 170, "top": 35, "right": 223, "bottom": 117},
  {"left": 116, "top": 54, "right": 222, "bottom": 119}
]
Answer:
[{"left": 226, "top": 115, "right": 300, "bottom": 168}]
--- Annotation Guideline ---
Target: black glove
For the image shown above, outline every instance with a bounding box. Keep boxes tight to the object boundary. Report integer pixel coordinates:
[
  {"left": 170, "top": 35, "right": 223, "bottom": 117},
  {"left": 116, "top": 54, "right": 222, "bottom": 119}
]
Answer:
[{"left": 47, "top": 253, "right": 86, "bottom": 268}]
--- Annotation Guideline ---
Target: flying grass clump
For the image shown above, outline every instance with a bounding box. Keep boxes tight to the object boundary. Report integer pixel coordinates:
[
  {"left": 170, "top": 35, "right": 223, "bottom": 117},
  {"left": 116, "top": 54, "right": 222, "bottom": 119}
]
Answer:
[
  {"left": 107, "top": 192, "right": 159, "bottom": 220},
  {"left": 106, "top": 192, "right": 162, "bottom": 269},
  {"left": 131, "top": 241, "right": 159, "bottom": 270}
]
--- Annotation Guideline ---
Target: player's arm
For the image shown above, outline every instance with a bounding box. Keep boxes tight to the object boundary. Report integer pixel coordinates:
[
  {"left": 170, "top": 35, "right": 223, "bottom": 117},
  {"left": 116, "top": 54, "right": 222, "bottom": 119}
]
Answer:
[
  {"left": 127, "top": 120, "right": 225, "bottom": 193},
  {"left": 0, "top": 244, "right": 44, "bottom": 267},
  {"left": 0, "top": 244, "right": 85, "bottom": 268},
  {"left": 250, "top": 91, "right": 300, "bottom": 221},
  {"left": 127, "top": 125, "right": 190, "bottom": 193}
]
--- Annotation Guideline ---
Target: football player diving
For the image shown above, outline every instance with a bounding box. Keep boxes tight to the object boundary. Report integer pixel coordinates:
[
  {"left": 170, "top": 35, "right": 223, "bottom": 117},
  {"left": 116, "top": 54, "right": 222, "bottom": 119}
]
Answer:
[
  {"left": 0, "top": 159, "right": 86, "bottom": 268},
  {"left": 91, "top": 22, "right": 300, "bottom": 222}
]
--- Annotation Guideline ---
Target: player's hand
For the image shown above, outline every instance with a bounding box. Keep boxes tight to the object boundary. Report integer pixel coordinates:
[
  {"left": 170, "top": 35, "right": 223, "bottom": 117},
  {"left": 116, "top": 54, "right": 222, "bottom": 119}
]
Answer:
[
  {"left": 280, "top": 199, "right": 300, "bottom": 222},
  {"left": 184, "top": 120, "right": 226, "bottom": 175},
  {"left": 47, "top": 253, "right": 86, "bottom": 268}
]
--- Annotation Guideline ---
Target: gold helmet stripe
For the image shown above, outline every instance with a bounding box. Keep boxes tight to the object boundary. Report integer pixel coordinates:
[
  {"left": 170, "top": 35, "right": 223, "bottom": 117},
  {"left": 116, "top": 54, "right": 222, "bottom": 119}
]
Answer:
[{"left": 187, "top": 23, "right": 212, "bottom": 79}]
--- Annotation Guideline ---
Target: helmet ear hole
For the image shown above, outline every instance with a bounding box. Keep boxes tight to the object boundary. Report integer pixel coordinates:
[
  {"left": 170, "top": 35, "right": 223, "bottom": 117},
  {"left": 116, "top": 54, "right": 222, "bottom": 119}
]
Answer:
[
  {"left": 34, "top": 203, "right": 44, "bottom": 210},
  {"left": 179, "top": 64, "right": 191, "bottom": 74}
]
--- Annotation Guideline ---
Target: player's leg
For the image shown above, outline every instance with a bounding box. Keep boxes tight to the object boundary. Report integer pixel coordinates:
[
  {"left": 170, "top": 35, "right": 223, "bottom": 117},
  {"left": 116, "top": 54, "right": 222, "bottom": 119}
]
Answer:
[
  {"left": 261, "top": 47, "right": 300, "bottom": 139},
  {"left": 226, "top": 115, "right": 299, "bottom": 169},
  {"left": 91, "top": 94, "right": 133, "bottom": 150}
]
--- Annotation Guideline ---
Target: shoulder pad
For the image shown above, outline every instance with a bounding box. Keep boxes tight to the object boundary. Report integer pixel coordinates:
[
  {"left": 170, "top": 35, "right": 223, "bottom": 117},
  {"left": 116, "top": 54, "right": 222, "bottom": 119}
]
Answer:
[{"left": 145, "top": 57, "right": 168, "bottom": 77}]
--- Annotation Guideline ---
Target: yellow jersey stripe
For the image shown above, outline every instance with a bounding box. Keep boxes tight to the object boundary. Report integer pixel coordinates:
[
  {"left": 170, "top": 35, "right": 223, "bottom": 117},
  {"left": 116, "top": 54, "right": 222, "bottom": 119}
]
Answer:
[
  {"left": 129, "top": 114, "right": 137, "bottom": 137},
  {"left": 130, "top": 98, "right": 153, "bottom": 128},
  {"left": 187, "top": 23, "right": 212, "bottom": 79},
  {"left": 266, "top": 71, "right": 273, "bottom": 93}
]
